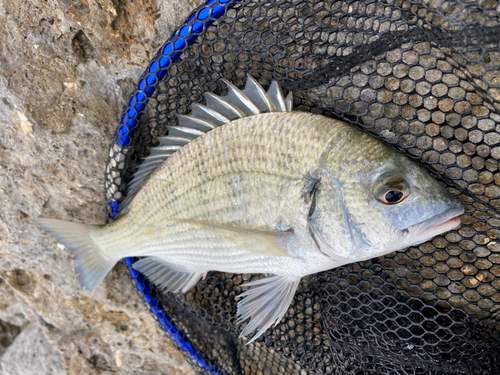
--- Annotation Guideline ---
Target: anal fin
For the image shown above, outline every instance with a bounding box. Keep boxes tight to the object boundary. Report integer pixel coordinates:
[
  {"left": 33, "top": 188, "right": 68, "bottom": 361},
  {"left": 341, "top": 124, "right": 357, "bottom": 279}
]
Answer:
[
  {"left": 132, "top": 256, "right": 204, "bottom": 294},
  {"left": 237, "top": 275, "right": 300, "bottom": 344}
]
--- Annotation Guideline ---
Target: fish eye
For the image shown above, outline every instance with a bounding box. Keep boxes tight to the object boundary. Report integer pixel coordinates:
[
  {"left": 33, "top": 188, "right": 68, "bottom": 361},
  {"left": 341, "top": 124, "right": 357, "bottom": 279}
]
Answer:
[
  {"left": 383, "top": 190, "right": 405, "bottom": 204},
  {"left": 373, "top": 173, "right": 410, "bottom": 205}
]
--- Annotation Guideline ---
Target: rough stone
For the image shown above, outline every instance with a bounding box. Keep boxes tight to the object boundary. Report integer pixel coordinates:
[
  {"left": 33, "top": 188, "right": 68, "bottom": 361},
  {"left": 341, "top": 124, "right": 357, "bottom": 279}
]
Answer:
[
  {"left": 0, "top": 323, "right": 64, "bottom": 375},
  {"left": 0, "top": 0, "right": 204, "bottom": 373}
]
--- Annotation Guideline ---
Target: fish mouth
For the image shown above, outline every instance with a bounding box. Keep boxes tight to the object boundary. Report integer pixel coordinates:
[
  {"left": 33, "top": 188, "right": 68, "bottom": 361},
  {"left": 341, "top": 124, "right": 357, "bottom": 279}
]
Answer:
[{"left": 408, "top": 203, "right": 464, "bottom": 240}]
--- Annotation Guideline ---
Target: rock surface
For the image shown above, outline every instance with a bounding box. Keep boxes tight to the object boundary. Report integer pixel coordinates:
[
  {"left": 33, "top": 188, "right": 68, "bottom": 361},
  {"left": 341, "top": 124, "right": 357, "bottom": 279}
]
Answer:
[{"left": 0, "top": 0, "right": 204, "bottom": 373}]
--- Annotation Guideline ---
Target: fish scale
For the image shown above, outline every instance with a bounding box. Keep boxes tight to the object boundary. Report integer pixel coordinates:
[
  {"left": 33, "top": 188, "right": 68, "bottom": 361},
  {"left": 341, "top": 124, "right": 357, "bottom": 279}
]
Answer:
[
  {"left": 106, "top": 113, "right": 339, "bottom": 260},
  {"left": 130, "top": 112, "right": 337, "bottom": 226},
  {"left": 90, "top": 113, "right": 338, "bottom": 280},
  {"left": 35, "top": 76, "right": 463, "bottom": 344}
]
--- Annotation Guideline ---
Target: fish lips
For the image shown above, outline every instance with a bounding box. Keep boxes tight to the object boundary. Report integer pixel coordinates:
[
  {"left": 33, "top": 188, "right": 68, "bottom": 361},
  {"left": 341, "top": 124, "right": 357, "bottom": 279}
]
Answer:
[{"left": 407, "top": 202, "right": 464, "bottom": 240}]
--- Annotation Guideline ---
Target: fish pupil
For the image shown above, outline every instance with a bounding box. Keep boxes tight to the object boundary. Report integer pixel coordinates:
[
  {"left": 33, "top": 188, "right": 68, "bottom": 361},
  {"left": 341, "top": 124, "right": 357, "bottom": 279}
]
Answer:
[{"left": 385, "top": 190, "right": 404, "bottom": 203}]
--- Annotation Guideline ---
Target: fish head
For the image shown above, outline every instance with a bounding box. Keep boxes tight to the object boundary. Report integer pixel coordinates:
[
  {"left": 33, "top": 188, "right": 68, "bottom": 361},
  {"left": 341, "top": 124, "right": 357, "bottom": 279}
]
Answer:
[{"left": 307, "top": 134, "right": 464, "bottom": 263}]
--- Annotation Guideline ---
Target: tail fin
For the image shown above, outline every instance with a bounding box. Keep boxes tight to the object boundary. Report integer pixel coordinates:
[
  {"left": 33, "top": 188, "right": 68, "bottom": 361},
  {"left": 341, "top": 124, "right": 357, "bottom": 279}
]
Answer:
[{"left": 34, "top": 218, "right": 117, "bottom": 290}]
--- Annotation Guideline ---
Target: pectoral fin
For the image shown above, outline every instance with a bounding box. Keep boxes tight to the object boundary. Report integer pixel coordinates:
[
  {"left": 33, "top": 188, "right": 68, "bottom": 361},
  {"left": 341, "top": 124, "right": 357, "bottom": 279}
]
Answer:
[
  {"left": 171, "top": 219, "right": 293, "bottom": 257},
  {"left": 132, "top": 256, "right": 204, "bottom": 294},
  {"left": 237, "top": 275, "right": 301, "bottom": 344}
]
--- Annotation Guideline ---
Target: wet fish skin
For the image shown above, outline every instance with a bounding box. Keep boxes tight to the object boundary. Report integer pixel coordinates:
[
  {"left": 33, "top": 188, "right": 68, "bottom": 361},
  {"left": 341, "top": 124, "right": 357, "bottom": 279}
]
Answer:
[
  {"left": 35, "top": 78, "right": 464, "bottom": 343},
  {"left": 97, "top": 112, "right": 343, "bottom": 276},
  {"left": 310, "top": 123, "right": 463, "bottom": 263}
]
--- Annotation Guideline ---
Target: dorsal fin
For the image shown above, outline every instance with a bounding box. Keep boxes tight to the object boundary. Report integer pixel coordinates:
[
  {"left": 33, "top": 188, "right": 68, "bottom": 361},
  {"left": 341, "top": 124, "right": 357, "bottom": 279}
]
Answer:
[{"left": 117, "top": 75, "right": 292, "bottom": 216}]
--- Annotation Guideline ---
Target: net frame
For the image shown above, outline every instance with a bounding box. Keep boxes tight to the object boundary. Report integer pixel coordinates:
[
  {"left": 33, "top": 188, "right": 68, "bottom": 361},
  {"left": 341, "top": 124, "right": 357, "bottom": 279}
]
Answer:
[{"left": 104, "top": 1, "right": 500, "bottom": 373}]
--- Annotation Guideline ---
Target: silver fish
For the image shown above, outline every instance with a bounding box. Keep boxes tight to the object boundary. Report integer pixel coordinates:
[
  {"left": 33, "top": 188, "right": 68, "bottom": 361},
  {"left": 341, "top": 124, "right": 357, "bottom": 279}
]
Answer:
[{"left": 35, "top": 75, "right": 464, "bottom": 343}]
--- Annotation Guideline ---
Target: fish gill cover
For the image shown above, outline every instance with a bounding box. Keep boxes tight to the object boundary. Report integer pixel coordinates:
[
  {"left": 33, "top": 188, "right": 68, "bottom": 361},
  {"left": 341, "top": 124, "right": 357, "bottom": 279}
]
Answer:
[{"left": 104, "top": 0, "right": 500, "bottom": 374}]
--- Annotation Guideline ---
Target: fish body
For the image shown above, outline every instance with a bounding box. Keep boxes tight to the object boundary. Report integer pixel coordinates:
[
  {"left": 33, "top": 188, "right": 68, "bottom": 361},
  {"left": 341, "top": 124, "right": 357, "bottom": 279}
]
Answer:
[
  {"left": 98, "top": 112, "right": 345, "bottom": 276},
  {"left": 36, "top": 76, "right": 464, "bottom": 342}
]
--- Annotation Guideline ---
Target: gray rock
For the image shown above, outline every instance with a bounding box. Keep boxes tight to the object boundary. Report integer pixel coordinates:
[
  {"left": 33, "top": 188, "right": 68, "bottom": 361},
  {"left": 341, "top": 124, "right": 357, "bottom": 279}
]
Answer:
[
  {"left": 0, "top": 0, "right": 205, "bottom": 373},
  {"left": 0, "top": 323, "right": 65, "bottom": 375}
]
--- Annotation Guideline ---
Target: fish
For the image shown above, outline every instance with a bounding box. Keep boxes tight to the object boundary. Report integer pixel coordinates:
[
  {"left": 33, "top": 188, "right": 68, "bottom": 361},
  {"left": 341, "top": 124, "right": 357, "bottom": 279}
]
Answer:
[{"left": 35, "top": 75, "right": 464, "bottom": 343}]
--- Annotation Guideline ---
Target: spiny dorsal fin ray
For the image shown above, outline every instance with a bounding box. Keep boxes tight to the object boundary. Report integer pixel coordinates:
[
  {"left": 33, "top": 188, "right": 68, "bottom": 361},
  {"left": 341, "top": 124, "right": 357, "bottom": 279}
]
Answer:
[
  {"left": 242, "top": 74, "right": 276, "bottom": 112},
  {"left": 149, "top": 145, "right": 183, "bottom": 157},
  {"left": 176, "top": 114, "right": 217, "bottom": 132},
  {"left": 165, "top": 125, "right": 205, "bottom": 138},
  {"left": 190, "top": 103, "right": 230, "bottom": 125},
  {"left": 222, "top": 79, "right": 260, "bottom": 116},
  {"left": 267, "top": 80, "right": 287, "bottom": 112},
  {"left": 157, "top": 136, "right": 191, "bottom": 147},
  {"left": 118, "top": 75, "right": 292, "bottom": 216},
  {"left": 205, "top": 92, "right": 246, "bottom": 120},
  {"left": 285, "top": 92, "right": 293, "bottom": 112},
  {"left": 122, "top": 151, "right": 174, "bottom": 209}
]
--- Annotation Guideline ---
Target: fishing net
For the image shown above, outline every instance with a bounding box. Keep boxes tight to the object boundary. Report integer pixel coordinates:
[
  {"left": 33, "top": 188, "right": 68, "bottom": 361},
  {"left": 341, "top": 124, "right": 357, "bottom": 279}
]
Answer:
[{"left": 104, "top": 0, "right": 500, "bottom": 373}]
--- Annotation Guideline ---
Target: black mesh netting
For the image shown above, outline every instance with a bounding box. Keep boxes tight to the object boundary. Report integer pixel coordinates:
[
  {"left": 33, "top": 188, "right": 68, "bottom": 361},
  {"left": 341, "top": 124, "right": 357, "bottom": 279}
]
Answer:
[{"left": 104, "top": 0, "right": 500, "bottom": 373}]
